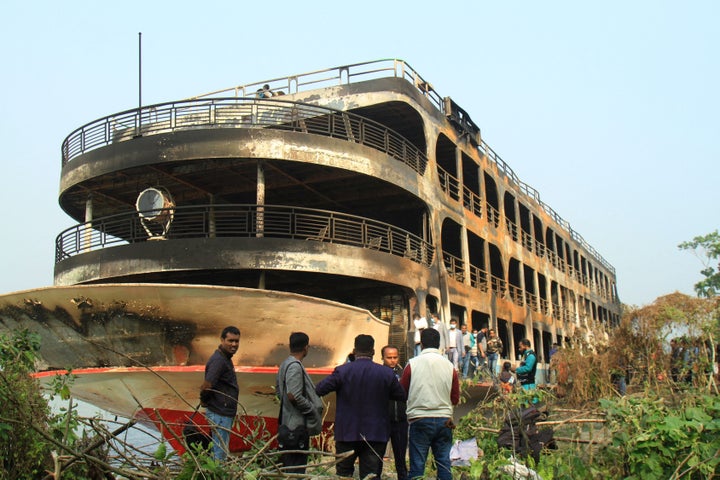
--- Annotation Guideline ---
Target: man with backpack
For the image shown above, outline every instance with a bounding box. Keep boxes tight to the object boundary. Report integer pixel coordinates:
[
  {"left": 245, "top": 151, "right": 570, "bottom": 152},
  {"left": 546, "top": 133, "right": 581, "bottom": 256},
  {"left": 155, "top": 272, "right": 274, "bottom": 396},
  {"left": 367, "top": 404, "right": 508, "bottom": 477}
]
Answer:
[{"left": 276, "top": 332, "right": 324, "bottom": 474}]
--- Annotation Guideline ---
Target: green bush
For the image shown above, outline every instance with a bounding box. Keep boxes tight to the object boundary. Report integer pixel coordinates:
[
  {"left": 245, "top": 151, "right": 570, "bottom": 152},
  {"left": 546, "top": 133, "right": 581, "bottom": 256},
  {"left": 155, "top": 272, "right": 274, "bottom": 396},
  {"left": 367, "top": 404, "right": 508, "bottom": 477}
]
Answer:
[
  {"left": 601, "top": 392, "right": 720, "bottom": 479},
  {"left": 453, "top": 388, "right": 720, "bottom": 479},
  {"left": 0, "top": 329, "right": 105, "bottom": 479},
  {"left": 0, "top": 329, "right": 52, "bottom": 479}
]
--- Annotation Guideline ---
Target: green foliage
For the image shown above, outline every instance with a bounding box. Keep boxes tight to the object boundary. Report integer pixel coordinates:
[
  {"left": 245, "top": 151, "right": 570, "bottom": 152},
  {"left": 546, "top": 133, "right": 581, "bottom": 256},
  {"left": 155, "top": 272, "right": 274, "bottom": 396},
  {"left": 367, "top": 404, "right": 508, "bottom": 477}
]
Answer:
[
  {"left": 0, "top": 330, "right": 104, "bottom": 479},
  {"left": 600, "top": 392, "right": 720, "bottom": 479},
  {"left": 174, "top": 416, "right": 277, "bottom": 479},
  {"left": 154, "top": 441, "right": 168, "bottom": 461},
  {"left": 0, "top": 327, "right": 41, "bottom": 372},
  {"left": 0, "top": 329, "right": 52, "bottom": 479},
  {"left": 48, "top": 370, "right": 75, "bottom": 402},
  {"left": 679, "top": 230, "right": 720, "bottom": 298},
  {"left": 453, "top": 385, "right": 720, "bottom": 479},
  {"left": 454, "top": 392, "right": 586, "bottom": 480}
]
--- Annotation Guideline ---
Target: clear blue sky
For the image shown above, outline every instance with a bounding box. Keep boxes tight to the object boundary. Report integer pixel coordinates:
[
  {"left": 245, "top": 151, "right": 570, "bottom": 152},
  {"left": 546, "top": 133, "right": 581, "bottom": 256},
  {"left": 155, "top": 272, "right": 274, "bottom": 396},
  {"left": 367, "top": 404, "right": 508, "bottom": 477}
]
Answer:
[{"left": 1, "top": 1, "right": 717, "bottom": 306}]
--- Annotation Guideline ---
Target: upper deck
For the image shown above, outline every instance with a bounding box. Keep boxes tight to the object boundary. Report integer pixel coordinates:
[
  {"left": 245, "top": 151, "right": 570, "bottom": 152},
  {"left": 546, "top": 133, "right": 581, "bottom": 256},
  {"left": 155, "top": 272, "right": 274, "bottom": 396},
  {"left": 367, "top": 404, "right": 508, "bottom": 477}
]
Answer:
[{"left": 59, "top": 59, "right": 613, "bottom": 276}]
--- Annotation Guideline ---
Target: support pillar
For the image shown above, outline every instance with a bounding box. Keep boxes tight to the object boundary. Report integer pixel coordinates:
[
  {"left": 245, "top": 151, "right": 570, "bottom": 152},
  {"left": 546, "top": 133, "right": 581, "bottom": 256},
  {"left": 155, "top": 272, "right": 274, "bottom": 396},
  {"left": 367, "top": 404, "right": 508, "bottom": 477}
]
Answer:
[
  {"left": 460, "top": 226, "right": 469, "bottom": 285},
  {"left": 84, "top": 195, "right": 93, "bottom": 253},
  {"left": 208, "top": 194, "right": 216, "bottom": 238},
  {"left": 256, "top": 160, "right": 265, "bottom": 238}
]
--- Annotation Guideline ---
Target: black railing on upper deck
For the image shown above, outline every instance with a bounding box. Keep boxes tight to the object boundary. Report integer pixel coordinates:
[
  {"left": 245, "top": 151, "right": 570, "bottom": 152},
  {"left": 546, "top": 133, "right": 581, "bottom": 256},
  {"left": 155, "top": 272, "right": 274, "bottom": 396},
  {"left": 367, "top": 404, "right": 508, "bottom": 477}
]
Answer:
[
  {"left": 477, "top": 141, "right": 615, "bottom": 274},
  {"left": 190, "top": 58, "right": 445, "bottom": 113},
  {"left": 61, "top": 99, "right": 427, "bottom": 174},
  {"left": 448, "top": 255, "right": 595, "bottom": 319},
  {"left": 55, "top": 204, "right": 434, "bottom": 268},
  {"left": 62, "top": 57, "right": 613, "bottom": 275}
]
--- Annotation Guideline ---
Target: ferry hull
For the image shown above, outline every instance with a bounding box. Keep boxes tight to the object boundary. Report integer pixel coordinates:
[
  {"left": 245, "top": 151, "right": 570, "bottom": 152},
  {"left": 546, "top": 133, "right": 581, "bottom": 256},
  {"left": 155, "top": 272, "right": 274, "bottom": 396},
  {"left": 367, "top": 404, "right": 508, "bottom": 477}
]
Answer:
[
  {"left": 35, "top": 367, "right": 337, "bottom": 453},
  {"left": 0, "top": 284, "right": 386, "bottom": 451}
]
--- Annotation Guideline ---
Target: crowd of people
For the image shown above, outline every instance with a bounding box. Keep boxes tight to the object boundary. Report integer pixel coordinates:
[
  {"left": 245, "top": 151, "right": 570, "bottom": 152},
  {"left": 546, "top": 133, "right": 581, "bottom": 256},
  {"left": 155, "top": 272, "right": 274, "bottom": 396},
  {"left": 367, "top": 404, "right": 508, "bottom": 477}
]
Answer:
[
  {"left": 198, "top": 318, "right": 541, "bottom": 478},
  {"left": 412, "top": 313, "right": 515, "bottom": 382}
]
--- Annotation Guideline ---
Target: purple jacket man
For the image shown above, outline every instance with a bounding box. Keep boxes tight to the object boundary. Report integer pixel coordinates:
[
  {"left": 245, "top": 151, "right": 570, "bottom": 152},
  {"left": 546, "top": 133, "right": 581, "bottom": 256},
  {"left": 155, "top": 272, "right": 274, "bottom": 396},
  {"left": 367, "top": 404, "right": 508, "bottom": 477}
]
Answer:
[{"left": 316, "top": 334, "right": 406, "bottom": 480}]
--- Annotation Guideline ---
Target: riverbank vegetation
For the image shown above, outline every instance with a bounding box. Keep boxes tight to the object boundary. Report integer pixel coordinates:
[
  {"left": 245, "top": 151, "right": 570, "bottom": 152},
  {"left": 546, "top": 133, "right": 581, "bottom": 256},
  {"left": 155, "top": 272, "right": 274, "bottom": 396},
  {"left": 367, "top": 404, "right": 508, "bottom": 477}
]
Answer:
[{"left": 454, "top": 290, "right": 720, "bottom": 479}]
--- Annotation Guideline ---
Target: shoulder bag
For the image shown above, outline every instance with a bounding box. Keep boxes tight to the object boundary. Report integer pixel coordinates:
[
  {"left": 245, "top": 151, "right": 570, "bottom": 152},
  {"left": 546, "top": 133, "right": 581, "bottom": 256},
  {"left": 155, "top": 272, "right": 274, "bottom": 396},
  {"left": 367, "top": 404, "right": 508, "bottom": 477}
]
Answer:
[{"left": 277, "top": 361, "right": 310, "bottom": 450}]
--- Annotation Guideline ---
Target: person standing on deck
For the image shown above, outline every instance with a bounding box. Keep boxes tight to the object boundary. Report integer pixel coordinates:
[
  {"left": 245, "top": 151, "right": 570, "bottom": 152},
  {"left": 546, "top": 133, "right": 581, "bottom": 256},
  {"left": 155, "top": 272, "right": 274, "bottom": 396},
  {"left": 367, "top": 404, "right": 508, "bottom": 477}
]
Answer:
[
  {"left": 412, "top": 313, "right": 428, "bottom": 357},
  {"left": 200, "top": 326, "right": 240, "bottom": 461},
  {"left": 460, "top": 324, "right": 473, "bottom": 379},
  {"left": 512, "top": 338, "right": 537, "bottom": 391},
  {"left": 431, "top": 312, "right": 449, "bottom": 354},
  {"left": 446, "top": 319, "right": 463, "bottom": 370},
  {"left": 468, "top": 329, "right": 480, "bottom": 377},
  {"left": 485, "top": 329, "right": 503, "bottom": 377},
  {"left": 475, "top": 327, "right": 488, "bottom": 376}
]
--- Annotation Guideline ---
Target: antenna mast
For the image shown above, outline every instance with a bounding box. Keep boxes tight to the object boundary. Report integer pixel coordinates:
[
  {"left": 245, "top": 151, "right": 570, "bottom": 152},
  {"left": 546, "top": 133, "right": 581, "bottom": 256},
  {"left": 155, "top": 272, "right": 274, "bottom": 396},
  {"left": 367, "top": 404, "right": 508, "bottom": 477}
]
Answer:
[{"left": 138, "top": 32, "right": 142, "bottom": 111}]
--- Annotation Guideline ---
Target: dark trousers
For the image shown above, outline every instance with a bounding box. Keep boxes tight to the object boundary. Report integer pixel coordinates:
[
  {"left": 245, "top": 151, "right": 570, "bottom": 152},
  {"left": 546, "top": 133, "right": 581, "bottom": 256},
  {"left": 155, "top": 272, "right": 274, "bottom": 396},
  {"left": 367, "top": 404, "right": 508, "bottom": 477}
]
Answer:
[
  {"left": 335, "top": 440, "right": 386, "bottom": 480},
  {"left": 389, "top": 420, "right": 409, "bottom": 480},
  {"left": 280, "top": 450, "right": 308, "bottom": 474}
]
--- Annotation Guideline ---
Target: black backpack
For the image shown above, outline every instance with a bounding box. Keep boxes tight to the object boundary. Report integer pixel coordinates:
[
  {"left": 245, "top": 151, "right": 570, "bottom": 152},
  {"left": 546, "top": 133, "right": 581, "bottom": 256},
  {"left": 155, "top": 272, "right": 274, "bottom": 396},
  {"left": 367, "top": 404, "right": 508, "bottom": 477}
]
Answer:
[{"left": 182, "top": 411, "right": 212, "bottom": 452}]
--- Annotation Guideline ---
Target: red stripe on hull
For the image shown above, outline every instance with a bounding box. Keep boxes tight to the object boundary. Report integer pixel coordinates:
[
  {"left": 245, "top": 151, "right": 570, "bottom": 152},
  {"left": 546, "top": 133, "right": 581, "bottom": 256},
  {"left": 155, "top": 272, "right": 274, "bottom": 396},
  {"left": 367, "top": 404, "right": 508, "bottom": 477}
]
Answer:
[
  {"left": 144, "top": 408, "right": 281, "bottom": 454},
  {"left": 32, "top": 365, "right": 335, "bottom": 378},
  {"left": 146, "top": 408, "right": 334, "bottom": 454}
]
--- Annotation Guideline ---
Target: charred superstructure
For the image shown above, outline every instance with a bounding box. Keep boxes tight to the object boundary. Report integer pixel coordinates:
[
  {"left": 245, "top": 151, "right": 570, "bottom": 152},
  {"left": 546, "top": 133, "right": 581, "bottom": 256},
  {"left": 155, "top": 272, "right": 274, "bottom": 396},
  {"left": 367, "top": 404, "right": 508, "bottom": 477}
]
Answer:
[
  {"left": 57, "top": 59, "right": 619, "bottom": 365},
  {"left": 0, "top": 60, "right": 619, "bottom": 451}
]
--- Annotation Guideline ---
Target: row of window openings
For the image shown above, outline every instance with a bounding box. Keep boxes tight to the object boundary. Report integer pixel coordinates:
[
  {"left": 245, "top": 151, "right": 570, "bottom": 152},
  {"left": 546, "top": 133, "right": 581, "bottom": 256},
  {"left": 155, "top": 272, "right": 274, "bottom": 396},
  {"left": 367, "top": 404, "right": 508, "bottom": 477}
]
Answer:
[
  {"left": 440, "top": 237, "right": 616, "bottom": 305},
  {"left": 441, "top": 249, "right": 616, "bottom": 326},
  {"left": 437, "top": 174, "right": 614, "bottom": 301}
]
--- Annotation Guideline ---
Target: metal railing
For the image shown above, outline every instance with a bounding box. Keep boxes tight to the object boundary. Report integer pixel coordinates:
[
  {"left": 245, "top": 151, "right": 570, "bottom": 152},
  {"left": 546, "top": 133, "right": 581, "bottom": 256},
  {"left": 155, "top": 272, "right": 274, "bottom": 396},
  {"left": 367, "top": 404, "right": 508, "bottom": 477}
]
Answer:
[
  {"left": 62, "top": 57, "right": 614, "bottom": 275},
  {"left": 539, "top": 297, "right": 549, "bottom": 315},
  {"left": 521, "top": 230, "right": 535, "bottom": 254},
  {"left": 469, "top": 265, "right": 507, "bottom": 297},
  {"left": 464, "top": 262, "right": 557, "bottom": 318},
  {"left": 525, "top": 291, "right": 539, "bottom": 311},
  {"left": 61, "top": 99, "right": 428, "bottom": 175},
  {"left": 469, "top": 205, "right": 610, "bottom": 297},
  {"left": 505, "top": 219, "right": 519, "bottom": 242},
  {"left": 469, "top": 264, "right": 489, "bottom": 291},
  {"left": 486, "top": 203, "right": 501, "bottom": 228},
  {"left": 442, "top": 251, "right": 465, "bottom": 283},
  {"left": 437, "top": 166, "right": 460, "bottom": 201},
  {"left": 508, "top": 284, "right": 525, "bottom": 307},
  {"left": 490, "top": 275, "right": 508, "bottom": 296},
  {"left": 190, "top": 58, "right": 445, "bottom": 113},
  {"left": 477, "top": 141, "right": 615, "bottom": 274},
  {"left": 437, "top": 161, "right": 610, "bottom": 286},
  {"left": 462, "top": 187, "right": 482, "bottom": 217},
  {"left": 55, "top": 204, "right": 434, "bottom": 267}
]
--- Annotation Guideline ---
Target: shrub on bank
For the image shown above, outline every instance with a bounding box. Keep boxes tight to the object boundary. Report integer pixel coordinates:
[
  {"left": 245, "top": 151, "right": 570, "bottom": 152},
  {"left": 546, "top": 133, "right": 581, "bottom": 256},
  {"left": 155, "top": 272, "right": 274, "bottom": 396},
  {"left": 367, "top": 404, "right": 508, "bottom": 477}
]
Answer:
[
  {"left": 453, "top": 388, "right": 719, "bottom": 479},
  {"left": 0, "top": 329, "right": 53, "bottom": 479}
]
